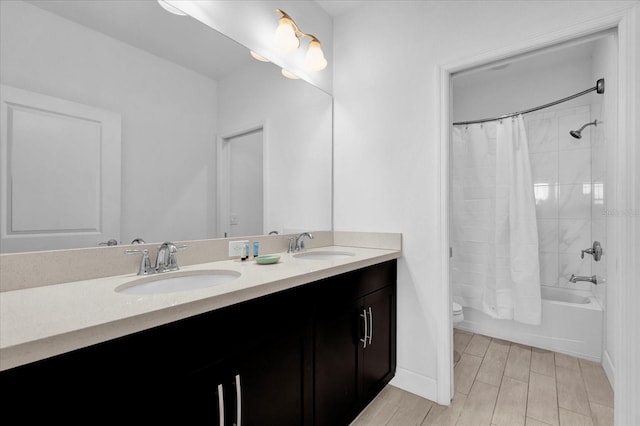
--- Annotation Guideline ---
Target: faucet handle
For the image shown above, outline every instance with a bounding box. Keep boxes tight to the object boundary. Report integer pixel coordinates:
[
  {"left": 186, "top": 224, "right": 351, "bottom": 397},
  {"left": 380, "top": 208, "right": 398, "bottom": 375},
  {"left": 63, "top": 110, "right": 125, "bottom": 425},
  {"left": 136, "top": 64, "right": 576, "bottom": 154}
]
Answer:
[
  {"left": 286, "top": 237, "right": 296, "bottom": 253},
  {"left": 581, "top": 241, "right": 603, "bottom": 261},
  {"left": 125, "top": 248, "right": 153, "bottom": 275}
]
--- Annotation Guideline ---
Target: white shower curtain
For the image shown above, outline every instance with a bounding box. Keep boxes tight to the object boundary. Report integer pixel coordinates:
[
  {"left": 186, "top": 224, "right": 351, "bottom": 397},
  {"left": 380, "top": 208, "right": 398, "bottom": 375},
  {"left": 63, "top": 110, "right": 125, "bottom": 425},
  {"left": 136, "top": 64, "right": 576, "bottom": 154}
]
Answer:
[{"left": 451, "top": 115, "right": 541, "bottom": 325}]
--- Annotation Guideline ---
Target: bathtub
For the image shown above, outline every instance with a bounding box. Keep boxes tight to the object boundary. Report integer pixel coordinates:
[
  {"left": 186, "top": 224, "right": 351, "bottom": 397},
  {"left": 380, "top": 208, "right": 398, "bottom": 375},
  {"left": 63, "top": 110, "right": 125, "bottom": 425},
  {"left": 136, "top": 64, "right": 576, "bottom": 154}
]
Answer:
[{"left": 454, "top": 287, "right": 603, "bottom": 361}]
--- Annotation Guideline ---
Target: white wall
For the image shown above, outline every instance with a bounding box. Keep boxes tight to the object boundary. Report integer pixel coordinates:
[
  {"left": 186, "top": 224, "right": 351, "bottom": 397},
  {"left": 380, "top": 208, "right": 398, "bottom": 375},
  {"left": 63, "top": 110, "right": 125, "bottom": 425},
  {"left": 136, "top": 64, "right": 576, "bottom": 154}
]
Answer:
[
  {"left": 0, "top": 1, "right": 218, "bottom": 246},
  {"left": 217, "top": 60, "right": 332, "bottom": 234},
  {"left": 333, "top": 0, "right": 636, "bottom": 403}
]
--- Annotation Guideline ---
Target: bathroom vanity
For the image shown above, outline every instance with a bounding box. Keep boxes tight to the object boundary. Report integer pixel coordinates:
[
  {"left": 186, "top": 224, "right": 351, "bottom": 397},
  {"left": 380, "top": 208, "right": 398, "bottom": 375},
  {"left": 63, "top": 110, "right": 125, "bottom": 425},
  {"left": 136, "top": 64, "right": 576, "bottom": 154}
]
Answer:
[{"left": 0, "top": 241, "right": 398, "bottom": 425}]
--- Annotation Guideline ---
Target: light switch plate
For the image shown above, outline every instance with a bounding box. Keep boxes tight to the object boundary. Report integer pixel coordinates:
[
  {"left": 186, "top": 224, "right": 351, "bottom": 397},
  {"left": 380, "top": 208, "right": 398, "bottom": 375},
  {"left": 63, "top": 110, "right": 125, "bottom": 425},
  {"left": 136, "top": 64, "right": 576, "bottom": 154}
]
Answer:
[{"left": 229, "top": 240, "right": 248, "bottom": 257}]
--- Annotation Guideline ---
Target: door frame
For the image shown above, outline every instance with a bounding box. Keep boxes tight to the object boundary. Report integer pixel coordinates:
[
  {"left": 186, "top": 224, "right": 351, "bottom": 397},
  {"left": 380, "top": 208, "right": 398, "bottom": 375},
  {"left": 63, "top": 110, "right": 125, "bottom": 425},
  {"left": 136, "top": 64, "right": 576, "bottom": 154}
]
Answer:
[
  {"left": 216, "top": 120, "right": 270, "bottom": 238},
  {"left": 436, "top": 6, "right": 639, "bottom": 423}
]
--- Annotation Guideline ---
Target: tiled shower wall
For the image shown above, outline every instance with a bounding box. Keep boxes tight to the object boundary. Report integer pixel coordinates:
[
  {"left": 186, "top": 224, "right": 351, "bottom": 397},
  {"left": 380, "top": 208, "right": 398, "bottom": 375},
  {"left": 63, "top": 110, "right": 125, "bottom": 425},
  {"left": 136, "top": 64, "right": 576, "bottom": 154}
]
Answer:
[{"left": 526, "top": 104, "right": 604, "bottom": 292}]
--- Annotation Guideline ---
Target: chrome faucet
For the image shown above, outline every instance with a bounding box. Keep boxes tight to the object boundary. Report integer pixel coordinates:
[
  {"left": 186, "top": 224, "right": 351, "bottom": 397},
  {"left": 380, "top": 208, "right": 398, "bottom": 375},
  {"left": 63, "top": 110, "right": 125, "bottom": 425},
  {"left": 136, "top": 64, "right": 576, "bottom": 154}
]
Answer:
[
  {"left": 155, "top": 241, "right": 187, "bottom": 273},
  {"left": 295, "top": 232, "right": 314, "bottom": 252},
  {"left": 570, "top": 274, "right": 598, "bottom": 285},
  {"left": 125, "top": 241, "right": 187, "bottom": 275}
]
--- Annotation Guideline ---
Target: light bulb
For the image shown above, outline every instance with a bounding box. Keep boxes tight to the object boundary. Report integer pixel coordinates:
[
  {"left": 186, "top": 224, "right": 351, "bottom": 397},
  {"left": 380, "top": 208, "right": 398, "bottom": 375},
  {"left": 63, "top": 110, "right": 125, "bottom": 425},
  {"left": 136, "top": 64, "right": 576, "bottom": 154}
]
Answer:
[
  {"left": 274, "top": 18, "right": 299, "bottom": 52},
  {"left": 304, "top": 40, "right": 327, "bottom": 71},
  {"left": 250, "top": 51, "right": 270, "bottom": 62},
  {"left": 281, "top": 69, "right": 300, "bottom": 80},
  {"left": 157, "top": 0, "right": 186, "bottom": 16}
]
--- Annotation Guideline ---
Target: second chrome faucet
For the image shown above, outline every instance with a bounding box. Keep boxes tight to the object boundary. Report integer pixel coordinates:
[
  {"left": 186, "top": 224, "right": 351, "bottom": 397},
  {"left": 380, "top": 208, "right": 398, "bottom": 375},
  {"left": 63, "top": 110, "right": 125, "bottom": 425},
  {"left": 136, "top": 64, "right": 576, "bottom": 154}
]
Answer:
[
  {"left": 288, "top": 232, "right": 314, "bottom": 253},
  {"left": 126, "top": 241, "right": 187, "bottom": 275}
]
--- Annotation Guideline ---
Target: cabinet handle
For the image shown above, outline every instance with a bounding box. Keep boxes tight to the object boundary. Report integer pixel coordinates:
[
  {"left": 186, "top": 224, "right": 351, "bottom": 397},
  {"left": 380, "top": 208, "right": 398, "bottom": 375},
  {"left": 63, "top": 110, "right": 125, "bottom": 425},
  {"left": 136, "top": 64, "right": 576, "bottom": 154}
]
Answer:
[
  {"left": 235, "top": 374, "right": 242, "bottom": 426},
  {"left": 367, "top": 306, "right": 373, "bottom": 346},
  {"left": 360, "top": 309, "right": 368, "bottom": 349},
  {"left": 217, "top": 383, "right": 225, "bottom": 426}
]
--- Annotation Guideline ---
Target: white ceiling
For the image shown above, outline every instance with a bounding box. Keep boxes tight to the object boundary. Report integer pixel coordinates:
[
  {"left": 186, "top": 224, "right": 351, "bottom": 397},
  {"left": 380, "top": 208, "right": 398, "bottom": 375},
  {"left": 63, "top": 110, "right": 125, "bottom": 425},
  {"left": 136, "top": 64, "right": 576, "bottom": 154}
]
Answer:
[
  {"left": 314, "top": 0, "right": 365, "bottom": 17},
  {"left": 26, "top": 0, "right": 253, "bottom": 81}
]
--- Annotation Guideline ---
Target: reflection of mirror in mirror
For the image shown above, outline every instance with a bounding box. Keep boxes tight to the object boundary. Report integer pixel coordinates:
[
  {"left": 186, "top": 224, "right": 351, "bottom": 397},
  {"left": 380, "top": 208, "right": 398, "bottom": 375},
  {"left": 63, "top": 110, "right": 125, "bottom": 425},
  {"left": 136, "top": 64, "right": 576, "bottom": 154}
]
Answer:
[{"left": 0, "top": 0, "right": 332, "bottom": 253}]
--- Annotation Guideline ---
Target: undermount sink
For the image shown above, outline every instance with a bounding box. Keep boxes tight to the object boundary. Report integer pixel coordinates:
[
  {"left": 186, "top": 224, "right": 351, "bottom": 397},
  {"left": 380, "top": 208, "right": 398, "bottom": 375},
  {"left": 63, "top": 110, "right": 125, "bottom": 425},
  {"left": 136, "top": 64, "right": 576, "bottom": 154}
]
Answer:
[
  {"left": 116, "top": 270, "right": 241, "bottom": 295},
  {"left": 293, "top": 251, "right": 355, "bottom": 261}
]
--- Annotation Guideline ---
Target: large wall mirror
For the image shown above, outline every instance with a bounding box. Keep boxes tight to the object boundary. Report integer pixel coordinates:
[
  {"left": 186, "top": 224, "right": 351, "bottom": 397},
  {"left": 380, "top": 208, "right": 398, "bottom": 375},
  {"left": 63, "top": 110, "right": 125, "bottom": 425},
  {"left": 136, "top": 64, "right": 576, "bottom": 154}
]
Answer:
[{"left": 0, "top": 0, "right": 332, "bottom": 253}]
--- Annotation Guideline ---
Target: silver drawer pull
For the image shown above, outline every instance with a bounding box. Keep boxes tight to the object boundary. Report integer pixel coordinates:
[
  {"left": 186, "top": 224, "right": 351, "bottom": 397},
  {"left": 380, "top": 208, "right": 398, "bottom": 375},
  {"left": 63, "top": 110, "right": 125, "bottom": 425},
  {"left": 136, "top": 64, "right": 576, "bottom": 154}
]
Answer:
[
  {"left": 218, "top": 383, "right": 225, "bottom": 426},
  {"left": 360, "top": 309, "right": 368, "bottom": 349},
  {"left": 367, "top": 306, "right": 373, "bottom": 345},
  {"left": 235, "top": 374, "right": 242, "bottom": 426}
]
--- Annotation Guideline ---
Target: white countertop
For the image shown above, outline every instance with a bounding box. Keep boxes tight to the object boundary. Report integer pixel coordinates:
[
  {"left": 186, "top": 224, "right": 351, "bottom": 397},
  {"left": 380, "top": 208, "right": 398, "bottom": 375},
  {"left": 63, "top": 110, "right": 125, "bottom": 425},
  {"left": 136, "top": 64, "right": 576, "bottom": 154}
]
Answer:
[{"left": 0, "top": 246, "right": 400, "bottom": 371}]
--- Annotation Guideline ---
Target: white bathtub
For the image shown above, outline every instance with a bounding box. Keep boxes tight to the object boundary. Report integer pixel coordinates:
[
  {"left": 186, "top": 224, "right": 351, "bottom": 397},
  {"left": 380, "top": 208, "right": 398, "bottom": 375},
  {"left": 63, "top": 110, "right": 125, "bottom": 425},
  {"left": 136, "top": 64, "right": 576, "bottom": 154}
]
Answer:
[{"left": 454, "top": 287, "right": 603, "bottom": 361}]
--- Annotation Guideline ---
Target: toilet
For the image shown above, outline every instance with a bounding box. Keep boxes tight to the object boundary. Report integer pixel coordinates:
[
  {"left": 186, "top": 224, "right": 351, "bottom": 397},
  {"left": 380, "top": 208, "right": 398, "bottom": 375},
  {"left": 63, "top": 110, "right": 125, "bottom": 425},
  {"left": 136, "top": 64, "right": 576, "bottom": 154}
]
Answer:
[{"left": 453, "top": 302, "right": 464, "bottom": 324}]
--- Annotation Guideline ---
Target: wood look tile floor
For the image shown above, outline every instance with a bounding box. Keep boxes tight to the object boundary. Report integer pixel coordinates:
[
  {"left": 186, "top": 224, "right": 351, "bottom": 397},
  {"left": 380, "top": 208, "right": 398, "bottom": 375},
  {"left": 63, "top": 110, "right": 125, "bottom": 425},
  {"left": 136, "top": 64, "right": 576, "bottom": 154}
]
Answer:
[{"left": 351, "top": 330, "right": 614, "bottom": 426}]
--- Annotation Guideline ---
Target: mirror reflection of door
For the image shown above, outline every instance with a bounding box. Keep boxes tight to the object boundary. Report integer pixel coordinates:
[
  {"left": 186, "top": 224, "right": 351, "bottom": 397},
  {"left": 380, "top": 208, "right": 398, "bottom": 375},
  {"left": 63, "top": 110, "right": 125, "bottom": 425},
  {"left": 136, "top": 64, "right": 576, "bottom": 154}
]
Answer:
[{"left": 226, "top": 128, "right": 263, "bottom": 237}]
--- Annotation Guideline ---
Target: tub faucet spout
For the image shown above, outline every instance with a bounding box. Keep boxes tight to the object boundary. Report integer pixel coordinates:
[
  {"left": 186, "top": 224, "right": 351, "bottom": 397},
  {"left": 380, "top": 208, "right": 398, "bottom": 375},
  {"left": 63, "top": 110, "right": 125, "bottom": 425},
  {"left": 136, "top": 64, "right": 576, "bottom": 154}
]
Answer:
[{"left": 569, "top": 274, "right": 597, "bottom": 285}]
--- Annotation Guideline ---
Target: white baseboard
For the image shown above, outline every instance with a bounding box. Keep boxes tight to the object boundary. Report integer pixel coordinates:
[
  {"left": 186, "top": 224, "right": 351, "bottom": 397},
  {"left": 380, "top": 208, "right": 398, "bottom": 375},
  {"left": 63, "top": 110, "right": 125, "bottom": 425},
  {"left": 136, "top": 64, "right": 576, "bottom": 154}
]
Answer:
[
  {"left": 602, "top": 349, "right": 615, "bottom": 388},
  {"left": 390, "top": 367, "right": 440, "bottom": 403}
]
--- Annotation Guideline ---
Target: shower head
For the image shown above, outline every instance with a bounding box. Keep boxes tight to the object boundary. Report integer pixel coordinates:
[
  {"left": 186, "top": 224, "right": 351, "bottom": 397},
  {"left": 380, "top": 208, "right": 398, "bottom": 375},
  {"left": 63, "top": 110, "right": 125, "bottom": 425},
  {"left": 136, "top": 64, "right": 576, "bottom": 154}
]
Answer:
[{"left": 569, "top": 120, "right": 598, "bottom": 139}]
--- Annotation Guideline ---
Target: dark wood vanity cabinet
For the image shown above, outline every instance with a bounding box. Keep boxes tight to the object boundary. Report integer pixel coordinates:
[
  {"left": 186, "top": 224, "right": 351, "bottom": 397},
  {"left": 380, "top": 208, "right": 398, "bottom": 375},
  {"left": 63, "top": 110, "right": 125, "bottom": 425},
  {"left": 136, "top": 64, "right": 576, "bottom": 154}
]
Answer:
[
  {"left": 314, "top": 262, "right": 397, "bottom": 426},
  {"left": 174, "top": 288, "right": 314, "bottom": 426},
  {"left": 1, "top": 260, "right": 396, "bottom": 425}
]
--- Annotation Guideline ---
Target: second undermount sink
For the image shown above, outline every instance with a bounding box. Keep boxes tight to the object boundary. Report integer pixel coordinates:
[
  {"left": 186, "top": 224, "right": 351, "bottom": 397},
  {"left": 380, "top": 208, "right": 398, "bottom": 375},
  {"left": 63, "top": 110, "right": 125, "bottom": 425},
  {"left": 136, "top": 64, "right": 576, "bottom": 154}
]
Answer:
[
  {"left": 116, "top": 270, "right": 241, "bottom": 295},
  {"left": 293, "top": 251, "right": 355, "bottom": 261}
]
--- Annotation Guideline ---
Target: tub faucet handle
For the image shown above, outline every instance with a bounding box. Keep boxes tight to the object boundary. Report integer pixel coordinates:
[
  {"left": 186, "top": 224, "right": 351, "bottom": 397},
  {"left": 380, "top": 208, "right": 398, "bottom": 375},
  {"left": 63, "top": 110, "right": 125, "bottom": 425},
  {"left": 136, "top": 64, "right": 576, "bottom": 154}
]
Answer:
[{"left": 581, "top": 241, "right": 603, "bottom": 261}]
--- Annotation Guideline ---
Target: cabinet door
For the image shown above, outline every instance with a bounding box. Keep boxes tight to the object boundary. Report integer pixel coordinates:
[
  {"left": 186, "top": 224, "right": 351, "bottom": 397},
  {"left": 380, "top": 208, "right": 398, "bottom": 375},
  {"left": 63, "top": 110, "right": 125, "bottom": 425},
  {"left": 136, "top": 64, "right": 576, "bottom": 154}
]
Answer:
[
  {"left": 314, "top": 296, "right": 360, "bottom": 426},
  {"left": 236, "top": 324, "right": 313, "bottom": 426},
  {"left": 172, "top": 288, "right": 313, "bottom": 426},
  {"left": 361, "top": 285, "right": 396, "bottom": 401}
]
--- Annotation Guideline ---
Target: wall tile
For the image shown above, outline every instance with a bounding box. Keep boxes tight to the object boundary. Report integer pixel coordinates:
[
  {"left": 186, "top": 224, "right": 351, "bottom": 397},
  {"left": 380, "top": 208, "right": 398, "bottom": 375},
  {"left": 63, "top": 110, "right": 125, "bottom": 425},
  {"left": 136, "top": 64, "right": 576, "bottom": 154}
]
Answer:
[
  {"left": 591, "top": 182, "right": 605, "bottom": 218},
  {"left": 558, "top": 219, "right": 590, "bottom": 255},
  {"left": 592, "top": 144, "right": 606, "bottom": 181},
  {"left": 559, "top": 184, "right": 591, "bottom": 219},
  {"left": 559, "top": 148, "right": 591, "bottom": 185},
  {"left": 527, "top": 117, "right": 558, "bottom": 153},
  {"left": 539, "top": 252, "right": 559, "bottom": 287},
  {"left": 530, "top": 151, "right": 558, "bottom": 184},
  {"left": 537, "top": 219, "right": 558, "bottom": 252},
  {"left": 534, "top": 184, "right": 558, "bottom": 219}
]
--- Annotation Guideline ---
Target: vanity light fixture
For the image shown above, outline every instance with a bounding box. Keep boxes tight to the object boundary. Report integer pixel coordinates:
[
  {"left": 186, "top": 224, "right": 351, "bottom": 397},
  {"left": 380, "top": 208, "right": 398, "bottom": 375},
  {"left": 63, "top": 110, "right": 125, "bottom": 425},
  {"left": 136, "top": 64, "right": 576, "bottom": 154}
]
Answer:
[
  {"left": 250, "top": 51, "right": 270, "bottom": 62},
  {"left": 281, "top": 69, "right": 300, "bottom": 79},
  {"left": 273, "top": 9, "right": 328, "bottom": 71},
  {"left": 157, "top": 0, "right": 186, "bottom": 16}
]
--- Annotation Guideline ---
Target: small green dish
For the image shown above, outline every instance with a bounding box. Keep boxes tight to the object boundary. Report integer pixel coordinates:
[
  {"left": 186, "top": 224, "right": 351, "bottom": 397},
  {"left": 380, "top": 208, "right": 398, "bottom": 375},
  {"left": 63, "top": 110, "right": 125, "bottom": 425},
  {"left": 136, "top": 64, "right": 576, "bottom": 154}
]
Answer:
[{"left": 255, "top": 254, "right": 280, "bottom": 265}]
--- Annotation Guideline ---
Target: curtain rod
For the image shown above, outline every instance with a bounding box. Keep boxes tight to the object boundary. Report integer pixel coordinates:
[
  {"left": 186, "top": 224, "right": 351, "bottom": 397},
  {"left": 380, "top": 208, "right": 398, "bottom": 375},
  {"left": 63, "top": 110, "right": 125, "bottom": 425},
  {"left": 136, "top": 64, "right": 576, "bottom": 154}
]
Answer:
[{"left": 452, "top": 78, "right": 605, "bottom": 126}]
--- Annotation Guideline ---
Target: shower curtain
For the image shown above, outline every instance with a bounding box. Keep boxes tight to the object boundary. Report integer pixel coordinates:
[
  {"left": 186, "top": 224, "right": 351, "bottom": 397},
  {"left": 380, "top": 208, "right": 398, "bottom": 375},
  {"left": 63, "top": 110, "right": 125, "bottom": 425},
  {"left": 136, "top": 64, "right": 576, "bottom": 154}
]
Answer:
[{"left": 451, "top": 115, "right": 541, "bottom": 325}]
